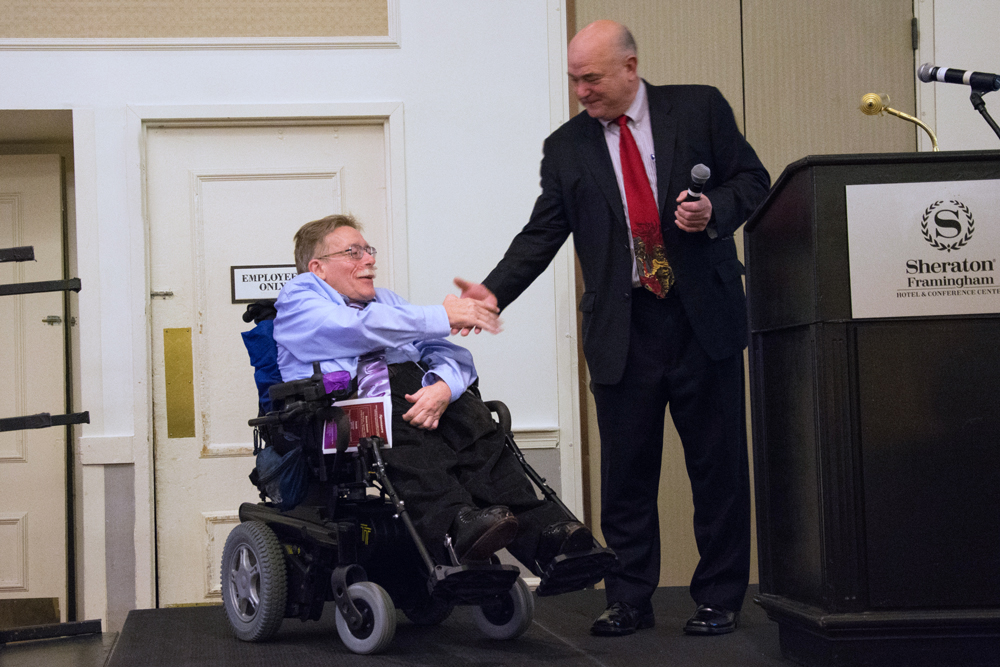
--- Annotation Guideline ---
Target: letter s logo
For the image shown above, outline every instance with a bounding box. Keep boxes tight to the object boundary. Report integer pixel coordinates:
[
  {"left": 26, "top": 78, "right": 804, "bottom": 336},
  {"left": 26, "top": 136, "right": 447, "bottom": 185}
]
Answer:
[
  {"left": 921, "top": 200, "right": 974, "bottom": 253},
  {"left": 933, "top": 209, "right": 962, "bottom": 239}
]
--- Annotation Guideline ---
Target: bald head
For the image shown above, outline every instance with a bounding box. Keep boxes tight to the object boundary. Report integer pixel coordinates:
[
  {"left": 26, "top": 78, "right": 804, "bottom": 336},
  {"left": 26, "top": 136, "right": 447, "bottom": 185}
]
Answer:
[
  {"left": 568, "top": 21, "right": 641, "bottom": 121},
  {"left": 571, "top": 20, "right": 636, "bottom": 58}
]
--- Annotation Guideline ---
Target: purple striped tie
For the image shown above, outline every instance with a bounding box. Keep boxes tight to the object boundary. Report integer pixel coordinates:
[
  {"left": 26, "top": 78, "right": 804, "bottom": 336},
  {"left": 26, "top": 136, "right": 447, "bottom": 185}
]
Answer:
[{"left": 347, "top": 299, "right": 389, "bottom": 397}]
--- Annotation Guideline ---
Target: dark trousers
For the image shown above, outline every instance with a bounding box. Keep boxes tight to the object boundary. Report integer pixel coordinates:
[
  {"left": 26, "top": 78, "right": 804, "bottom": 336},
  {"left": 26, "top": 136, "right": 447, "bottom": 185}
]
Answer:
[
  {"left": 591, "top": 288, "right": 751, "bottom": 612},
  {"left": 380, "top": 362, "right": 568, "bottom": 568}
]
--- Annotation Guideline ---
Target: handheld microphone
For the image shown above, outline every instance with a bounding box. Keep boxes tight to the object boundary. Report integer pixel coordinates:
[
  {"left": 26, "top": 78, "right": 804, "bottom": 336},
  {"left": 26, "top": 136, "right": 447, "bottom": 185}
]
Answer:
[
  {"left": 917, "top": 63, "right": 1000, "bottom": 92},
  {"left": 685, "top": 163, "right": 711, "bottom": 202}
]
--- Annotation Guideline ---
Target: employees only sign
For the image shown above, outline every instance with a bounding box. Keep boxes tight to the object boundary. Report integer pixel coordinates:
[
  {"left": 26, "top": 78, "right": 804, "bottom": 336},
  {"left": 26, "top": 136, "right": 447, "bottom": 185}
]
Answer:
[{"left": 231, "top": 265, "right": 297, "bottom": 303}]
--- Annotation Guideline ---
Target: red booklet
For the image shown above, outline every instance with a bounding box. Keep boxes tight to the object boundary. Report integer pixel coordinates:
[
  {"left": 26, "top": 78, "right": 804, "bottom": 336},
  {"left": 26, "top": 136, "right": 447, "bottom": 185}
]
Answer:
[{"left": 322, "top": 395, "right": 392, "bottom": 453}]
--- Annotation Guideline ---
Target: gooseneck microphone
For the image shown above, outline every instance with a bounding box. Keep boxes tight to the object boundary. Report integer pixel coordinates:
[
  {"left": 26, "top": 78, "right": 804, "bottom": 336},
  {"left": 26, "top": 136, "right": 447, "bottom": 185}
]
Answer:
[
  {"left": 685, "top": 163, "right": 711, "bottom": 202},
  {"left": 918, "top": 63, "right": 1000, "bottom": 92}
]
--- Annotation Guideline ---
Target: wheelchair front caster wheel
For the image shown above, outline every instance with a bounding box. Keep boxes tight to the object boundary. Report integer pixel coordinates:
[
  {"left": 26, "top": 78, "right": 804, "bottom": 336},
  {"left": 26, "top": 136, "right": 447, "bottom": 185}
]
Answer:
[
  {"left": 221, "top": 520, "right": 287, "bottom": 642},
  {"left": 334, "top": 581, "right": 397, "bottom": 654},
  {"left": 472, "top": 576, "right": 534, "bottom": 640}
]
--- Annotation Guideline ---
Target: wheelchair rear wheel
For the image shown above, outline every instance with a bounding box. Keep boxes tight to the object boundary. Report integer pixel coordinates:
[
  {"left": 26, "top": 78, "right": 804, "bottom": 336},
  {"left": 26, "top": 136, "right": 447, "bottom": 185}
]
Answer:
[
  {"left": 403, "top": 595, "right": 455, "bottom": 626},
  {"left": 221, "top": 520, "right": 287, "bottom": 642},
  {"left": 334, "top": 581, "right": 397, "bottom": 654},
  {"left": 472, "top": 576, "right": 534, "bottom": 640}
]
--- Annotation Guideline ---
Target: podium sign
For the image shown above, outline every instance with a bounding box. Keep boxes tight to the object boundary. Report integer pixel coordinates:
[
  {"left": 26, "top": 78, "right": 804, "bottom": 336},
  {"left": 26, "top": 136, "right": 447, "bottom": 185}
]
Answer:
[{"left": 846, "top": 179, "right": 1000, "bottom": 318}]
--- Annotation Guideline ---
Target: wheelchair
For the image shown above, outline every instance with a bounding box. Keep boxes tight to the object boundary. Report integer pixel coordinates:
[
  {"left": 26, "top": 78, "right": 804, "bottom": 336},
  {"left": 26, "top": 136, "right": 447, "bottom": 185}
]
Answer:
[{"left": 222, "top": 302, "right": 615, "bottom": 654}]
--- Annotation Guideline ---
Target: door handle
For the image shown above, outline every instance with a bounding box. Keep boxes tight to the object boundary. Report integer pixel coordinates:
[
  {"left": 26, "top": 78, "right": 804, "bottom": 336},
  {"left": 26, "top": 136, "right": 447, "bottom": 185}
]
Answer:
[{"left": 42, "top": 316, "right": 62, "bottom": 325}]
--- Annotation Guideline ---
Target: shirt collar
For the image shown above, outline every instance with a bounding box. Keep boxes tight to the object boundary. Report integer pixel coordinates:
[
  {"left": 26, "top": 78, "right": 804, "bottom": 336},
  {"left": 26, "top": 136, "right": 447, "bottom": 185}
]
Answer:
[{"left": 599, "top": 81, "right": 648, "bottom": 129}]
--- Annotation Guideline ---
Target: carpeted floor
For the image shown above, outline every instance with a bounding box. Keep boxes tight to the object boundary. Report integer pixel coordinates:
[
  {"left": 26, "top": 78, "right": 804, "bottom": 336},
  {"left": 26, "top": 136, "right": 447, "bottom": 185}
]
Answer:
[{"left": 106, "top": 585, "right": 788, "bottom": 667}]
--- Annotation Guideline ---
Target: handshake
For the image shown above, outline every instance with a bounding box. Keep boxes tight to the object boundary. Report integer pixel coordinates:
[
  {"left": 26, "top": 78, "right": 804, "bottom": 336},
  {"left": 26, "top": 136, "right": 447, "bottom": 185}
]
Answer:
[{"left": 443, "top": 277, "right": 500, "bottom": 336}]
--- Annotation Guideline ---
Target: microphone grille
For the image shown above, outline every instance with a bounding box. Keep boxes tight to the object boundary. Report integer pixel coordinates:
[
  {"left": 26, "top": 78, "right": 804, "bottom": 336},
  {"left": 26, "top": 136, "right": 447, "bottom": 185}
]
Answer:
[
  {"left": 917, "top": 63, "right": 934, "bottom": 83},
  {"left": 691, "top": 163, "right": 711, "bottom": 185}
]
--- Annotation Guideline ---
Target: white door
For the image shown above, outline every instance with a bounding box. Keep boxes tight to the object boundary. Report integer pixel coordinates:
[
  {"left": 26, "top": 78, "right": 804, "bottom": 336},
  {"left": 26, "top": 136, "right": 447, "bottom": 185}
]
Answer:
[
  {"left": 0, "top": 155, "right": 68, "bottom": 621},
  {"left": 146, "top": 122, "right": 390, "bottom": 606}
]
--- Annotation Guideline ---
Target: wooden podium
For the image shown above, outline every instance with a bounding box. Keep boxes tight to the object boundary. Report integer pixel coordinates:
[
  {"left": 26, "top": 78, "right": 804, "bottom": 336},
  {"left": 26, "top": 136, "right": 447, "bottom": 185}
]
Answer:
[{"left": 744, "top": 152, "right": 1000, "bottom": 666}]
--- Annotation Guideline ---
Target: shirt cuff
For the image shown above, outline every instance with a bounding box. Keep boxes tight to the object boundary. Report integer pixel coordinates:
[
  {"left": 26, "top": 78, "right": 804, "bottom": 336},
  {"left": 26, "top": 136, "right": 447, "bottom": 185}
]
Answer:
[
  {"left": 426, "top": 305, "right": 451, "bottom": 338},
  {"left": 421, "top": 370, "right": 463, "bottom": 402}
]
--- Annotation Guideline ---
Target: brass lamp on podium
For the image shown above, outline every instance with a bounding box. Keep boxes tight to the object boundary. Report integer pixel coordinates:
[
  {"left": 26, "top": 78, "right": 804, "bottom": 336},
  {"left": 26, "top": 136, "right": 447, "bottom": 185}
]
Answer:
[{"left": 860, "top": 93, "right": 939, "bottom": 151}]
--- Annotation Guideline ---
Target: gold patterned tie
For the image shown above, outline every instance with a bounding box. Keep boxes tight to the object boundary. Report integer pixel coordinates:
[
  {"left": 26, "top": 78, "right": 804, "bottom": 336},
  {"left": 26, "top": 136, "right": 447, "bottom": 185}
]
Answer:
[{"left": 617, "top": 115, "right": 673, "bottom": 296}]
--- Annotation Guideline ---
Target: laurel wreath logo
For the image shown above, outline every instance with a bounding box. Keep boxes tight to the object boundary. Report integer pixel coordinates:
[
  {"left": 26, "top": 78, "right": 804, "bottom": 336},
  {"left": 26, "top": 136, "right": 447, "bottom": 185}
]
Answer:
[{"left": 921, "top": 199, "right": 974, "bottom": 253}]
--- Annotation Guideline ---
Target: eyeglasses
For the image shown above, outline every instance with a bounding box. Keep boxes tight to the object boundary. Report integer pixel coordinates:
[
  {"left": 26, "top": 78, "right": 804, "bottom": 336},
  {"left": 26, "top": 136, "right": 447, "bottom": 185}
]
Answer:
[{"left": 315, "top": 244, "right": 377, "bottom": 262}]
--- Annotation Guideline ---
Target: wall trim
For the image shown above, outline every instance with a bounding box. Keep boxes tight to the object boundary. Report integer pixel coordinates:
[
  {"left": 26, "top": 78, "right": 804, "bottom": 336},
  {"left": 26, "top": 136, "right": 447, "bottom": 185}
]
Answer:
[
  {"left": 544, "top": 0, "right": 582, "bottom": 516},
  {"left": 79, "top": 435, "right": 133, "bottom": 465},
  {"left": 512, "top": 428, "right": 560, "bottom": 450},
  {"left": 914, "top": 0, "right": 937, "bottom": 152},
  {"left": 0, "top": 0, "right": 400, "bottom": 51}
]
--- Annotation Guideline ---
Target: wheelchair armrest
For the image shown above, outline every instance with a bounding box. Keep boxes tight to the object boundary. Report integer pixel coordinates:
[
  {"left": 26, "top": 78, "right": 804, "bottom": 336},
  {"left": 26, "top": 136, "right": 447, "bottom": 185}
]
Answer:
[
  {"left": 268, "top": 376, "right": 328, "bottom": 403},
  {"left": 483, "top": 400, "right": 511, "bottom": 434}
]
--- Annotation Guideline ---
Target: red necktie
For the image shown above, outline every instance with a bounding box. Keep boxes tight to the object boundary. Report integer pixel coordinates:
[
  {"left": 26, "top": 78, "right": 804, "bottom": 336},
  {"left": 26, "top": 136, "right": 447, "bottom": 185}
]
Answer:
[{"left": 617, "top": 115, "right": 673, "bottom": 297}]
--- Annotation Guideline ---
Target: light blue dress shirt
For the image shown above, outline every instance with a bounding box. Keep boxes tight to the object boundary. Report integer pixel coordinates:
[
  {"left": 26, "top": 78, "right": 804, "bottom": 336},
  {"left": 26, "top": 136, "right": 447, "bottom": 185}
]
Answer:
[{"left": 273, "top": 272, "right": 477, "bottom": 402}]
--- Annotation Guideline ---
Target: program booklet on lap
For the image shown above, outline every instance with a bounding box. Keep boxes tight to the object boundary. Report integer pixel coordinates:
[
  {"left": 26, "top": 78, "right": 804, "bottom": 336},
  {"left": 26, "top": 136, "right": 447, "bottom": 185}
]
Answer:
[{"left": 322, "top": 395, "right": 393, "bottom": 452}]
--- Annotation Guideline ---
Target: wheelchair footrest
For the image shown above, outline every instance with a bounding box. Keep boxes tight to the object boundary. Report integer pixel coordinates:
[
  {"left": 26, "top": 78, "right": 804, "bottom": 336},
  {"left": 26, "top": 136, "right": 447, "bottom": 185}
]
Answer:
[
  {"left": 536, "top": 546, "right": 617, "bottom": 597},
  {"left": 428, "top": 563, "right": 521, "bottom": 606}
]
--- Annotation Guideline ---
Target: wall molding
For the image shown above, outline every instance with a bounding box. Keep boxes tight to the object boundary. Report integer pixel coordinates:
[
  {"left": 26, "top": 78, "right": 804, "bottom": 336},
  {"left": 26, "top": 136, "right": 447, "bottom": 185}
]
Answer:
[
  {"left": 203, "top": 511, "right": 240, "bottom": 598},
  {"left": 512, "top": 428, "right": 560, "bottom": 450},
  {"left": 0, "top": 0, "right": 399, "bottom": 51},
  {"left": 0, "top": 512, "right": 28, "bottom": 591},
  {"left": 79, "top": 435, "right": 134, "bottom": 465}
]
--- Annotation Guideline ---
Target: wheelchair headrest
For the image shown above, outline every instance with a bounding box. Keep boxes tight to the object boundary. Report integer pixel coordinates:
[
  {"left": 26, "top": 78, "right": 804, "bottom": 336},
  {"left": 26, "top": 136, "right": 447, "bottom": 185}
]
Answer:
[{"left": 243, "top": 300, "right": 277, "bottom": 324}]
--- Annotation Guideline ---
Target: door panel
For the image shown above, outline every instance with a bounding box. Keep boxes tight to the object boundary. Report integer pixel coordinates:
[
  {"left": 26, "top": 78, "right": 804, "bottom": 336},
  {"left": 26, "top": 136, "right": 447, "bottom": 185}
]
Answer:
[
  {"left": 146, "top": 123, "right": 388, "bottom": 606},
  {"left": 0, "top": 154, "right": 67, "bottom": 620}
]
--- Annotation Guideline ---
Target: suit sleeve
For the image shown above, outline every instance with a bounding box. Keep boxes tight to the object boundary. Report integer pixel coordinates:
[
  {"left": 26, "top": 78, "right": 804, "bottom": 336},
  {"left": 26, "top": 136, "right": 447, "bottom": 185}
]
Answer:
[
  {"left": 482, "top": 136, "right": 573, "bottom": 311},
  {"left": 703, "top": 87, "right": 770, "bottom": 239}
]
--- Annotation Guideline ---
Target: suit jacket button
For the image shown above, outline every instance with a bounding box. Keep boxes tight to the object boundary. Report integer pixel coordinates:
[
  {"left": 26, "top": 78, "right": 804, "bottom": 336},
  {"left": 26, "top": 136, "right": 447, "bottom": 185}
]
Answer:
[{"left": 624, "top": 292, "right": 630, "bottom": 299}]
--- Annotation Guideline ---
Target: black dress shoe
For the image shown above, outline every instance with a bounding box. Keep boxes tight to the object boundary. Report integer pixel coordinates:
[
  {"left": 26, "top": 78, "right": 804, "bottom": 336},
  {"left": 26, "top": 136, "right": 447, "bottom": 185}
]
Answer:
[
  {"left": 684, "top": 604, "right": 738, "bottom": 635},
  {"left": 534, "top": 521, "right": 617, "bottom": 597},
  {"left": 590, "top": 602, "right": 655, "bottom": 636},
  {"left": 450, "top": 505, "right": 518, "bottom": 562},
  {"left": 536, "top": 520, "right": 594, "bottom": 565}
]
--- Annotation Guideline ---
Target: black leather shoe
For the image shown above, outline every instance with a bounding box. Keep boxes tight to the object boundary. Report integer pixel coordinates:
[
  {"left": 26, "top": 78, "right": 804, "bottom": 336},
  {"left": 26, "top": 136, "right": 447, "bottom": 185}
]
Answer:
[
  {"left": 536, "top": 520, "right": 594, "bottom": 565},
  {"left": 450, "top": 505, "right": 518, "bottom": 562},
  {"left": 590, "top": 602, "right": 655, "bottom": 636},
  {"left": 684, "top": 604, "right": 738, "bottom": 635},
  {"left": 535, "top": 521, "right": 617, "bottom": 597}
]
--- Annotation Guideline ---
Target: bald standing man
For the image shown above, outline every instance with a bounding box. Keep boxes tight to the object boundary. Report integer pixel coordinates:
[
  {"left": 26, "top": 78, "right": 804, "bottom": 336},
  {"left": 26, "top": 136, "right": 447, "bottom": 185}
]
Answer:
[{"left": 457, "top": 21, "right": 769, "bottom": 636}]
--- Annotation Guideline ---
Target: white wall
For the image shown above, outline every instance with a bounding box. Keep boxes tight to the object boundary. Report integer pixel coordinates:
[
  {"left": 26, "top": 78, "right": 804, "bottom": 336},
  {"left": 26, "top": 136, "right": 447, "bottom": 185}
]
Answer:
[
  {"left": 916, "top": 0, "right": 1000, "bottom": 151},
  {"left": 0, "top": 0, "right": 576, "bottom": 624}
]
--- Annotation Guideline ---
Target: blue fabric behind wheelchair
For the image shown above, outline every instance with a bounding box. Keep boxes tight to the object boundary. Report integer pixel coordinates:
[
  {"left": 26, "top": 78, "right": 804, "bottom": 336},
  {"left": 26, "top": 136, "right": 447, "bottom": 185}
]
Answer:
[
  {"left": 255, "top": 445, "right": 308, "bottom": 511},
  {"left": 242, "top": 319, "right": 282, "bottom": 413}
]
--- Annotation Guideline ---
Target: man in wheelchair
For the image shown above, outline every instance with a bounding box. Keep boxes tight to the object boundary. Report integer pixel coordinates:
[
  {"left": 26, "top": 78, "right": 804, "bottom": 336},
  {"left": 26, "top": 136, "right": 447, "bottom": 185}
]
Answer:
[{"left": 271, "top": 214, "right": 615, "bottom": 597}]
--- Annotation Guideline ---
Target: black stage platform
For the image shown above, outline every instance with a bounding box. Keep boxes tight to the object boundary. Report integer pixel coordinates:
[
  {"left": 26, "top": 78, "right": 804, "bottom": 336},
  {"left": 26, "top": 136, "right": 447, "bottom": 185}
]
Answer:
[{"left": 106, "top": 585, "right": 787, "bottom": 666}]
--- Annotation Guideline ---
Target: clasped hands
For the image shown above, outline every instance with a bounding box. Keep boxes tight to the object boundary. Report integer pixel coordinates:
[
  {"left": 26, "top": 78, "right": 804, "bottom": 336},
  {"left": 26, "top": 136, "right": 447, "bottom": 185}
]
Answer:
[{"left": 443, "top": 289, "right": 501, "bottom": 336}]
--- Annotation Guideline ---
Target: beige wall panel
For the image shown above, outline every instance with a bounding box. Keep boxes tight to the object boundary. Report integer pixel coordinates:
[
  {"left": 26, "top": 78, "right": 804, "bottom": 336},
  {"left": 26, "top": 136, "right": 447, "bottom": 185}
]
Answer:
[
  {"left": 0, "top": 0, "right": 388, "bottom": 39},
  {"left": 573, "top": 0, "right": 749, "bottom": 589},
  {"left": 574, "top": 0, "right": 745, "bottom": 129},
  {"left": 742, "top": 0, "right": 917, "bottom": 182}
]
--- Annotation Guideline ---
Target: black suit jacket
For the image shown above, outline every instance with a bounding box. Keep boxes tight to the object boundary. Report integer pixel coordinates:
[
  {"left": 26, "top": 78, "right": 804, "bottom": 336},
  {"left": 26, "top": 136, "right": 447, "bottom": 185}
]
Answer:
[{"left": 484, "top": 83, "right": 770, "bottom": 385}]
